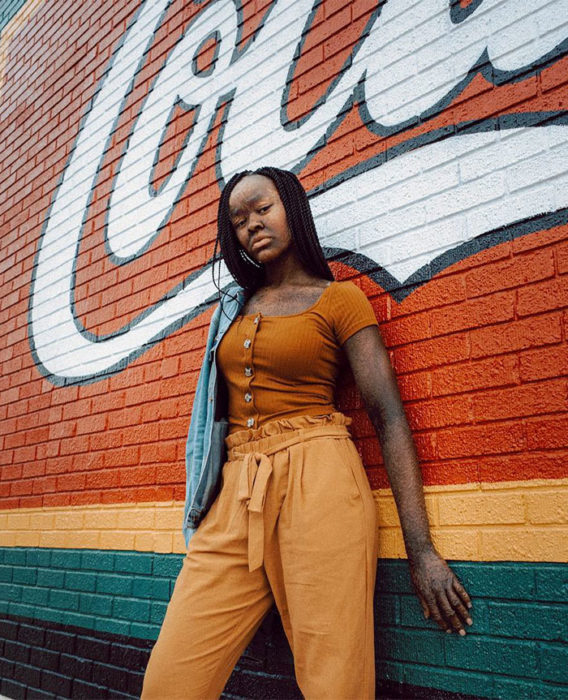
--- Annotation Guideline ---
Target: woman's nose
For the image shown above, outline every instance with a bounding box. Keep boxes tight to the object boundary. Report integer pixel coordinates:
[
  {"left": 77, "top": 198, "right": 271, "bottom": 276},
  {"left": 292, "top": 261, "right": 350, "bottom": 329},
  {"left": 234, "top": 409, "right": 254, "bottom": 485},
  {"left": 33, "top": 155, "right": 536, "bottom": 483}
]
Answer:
[{"left": 247, "top": 215, "right": 263, "bottom": 233}]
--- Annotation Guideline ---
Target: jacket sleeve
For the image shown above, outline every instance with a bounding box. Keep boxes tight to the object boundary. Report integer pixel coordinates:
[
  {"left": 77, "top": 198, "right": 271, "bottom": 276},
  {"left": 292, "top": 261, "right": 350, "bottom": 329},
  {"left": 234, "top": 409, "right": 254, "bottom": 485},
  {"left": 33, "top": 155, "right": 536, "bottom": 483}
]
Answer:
[{"left": 184, "top": 299, "right": 223, "bottom": 512}]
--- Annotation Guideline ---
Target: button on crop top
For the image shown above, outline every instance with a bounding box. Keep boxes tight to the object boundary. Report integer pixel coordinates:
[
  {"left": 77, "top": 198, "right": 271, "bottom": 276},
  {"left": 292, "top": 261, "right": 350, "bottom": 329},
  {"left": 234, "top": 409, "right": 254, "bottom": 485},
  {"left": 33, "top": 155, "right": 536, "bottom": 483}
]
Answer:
[{"left": 216, "top": 280, "right": 379, "bottom": 434}]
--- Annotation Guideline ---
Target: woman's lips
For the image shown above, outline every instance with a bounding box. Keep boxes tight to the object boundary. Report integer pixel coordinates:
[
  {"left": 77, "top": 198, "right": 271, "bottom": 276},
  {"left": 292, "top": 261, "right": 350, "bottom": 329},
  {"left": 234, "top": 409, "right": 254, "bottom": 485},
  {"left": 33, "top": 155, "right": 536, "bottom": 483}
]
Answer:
[{"left": 251, "top": 237, "right": 271, "bottom": 251}]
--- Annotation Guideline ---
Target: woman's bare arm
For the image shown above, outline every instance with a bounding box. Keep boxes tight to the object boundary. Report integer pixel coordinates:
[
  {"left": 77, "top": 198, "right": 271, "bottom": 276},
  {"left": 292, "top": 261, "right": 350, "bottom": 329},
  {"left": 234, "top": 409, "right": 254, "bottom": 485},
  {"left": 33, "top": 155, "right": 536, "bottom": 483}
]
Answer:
[{"left": 343, "top": 324, "right": 473, "bottom": 635}]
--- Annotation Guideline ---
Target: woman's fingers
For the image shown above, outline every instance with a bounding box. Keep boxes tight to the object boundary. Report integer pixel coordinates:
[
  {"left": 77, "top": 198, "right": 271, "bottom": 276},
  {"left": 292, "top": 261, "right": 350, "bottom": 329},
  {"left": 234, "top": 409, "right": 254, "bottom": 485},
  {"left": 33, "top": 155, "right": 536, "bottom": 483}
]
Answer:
[
  {"left": 436, "top": 590, "right": 466, "bottom": 635},
  {"left": 422, "top": 593, "right": 449, "bottom": 631},
  {"left": 453, "top": 577, "right": 473, "bottom": 611},
  {"left": 446, "top": 586, "right": 473, "bottom": 629},
  {"left": 418, "top": 594, "right": 430, "bottom": 619}
]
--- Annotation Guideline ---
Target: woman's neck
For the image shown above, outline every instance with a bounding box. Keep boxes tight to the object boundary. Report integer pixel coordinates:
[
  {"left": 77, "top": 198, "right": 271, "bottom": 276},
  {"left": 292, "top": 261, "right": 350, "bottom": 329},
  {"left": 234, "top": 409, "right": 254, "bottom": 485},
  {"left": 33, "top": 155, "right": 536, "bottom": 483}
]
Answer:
[{"left": 261, "top": 248, "right": 315, "bottom": 288}]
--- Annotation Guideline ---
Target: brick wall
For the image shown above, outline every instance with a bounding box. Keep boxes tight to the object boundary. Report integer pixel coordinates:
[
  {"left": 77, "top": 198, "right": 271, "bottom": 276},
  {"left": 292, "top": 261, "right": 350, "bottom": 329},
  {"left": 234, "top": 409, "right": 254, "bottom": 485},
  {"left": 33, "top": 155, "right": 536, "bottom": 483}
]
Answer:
[{"left": 1, "top": 0, "right": 567, "bottom": 698}]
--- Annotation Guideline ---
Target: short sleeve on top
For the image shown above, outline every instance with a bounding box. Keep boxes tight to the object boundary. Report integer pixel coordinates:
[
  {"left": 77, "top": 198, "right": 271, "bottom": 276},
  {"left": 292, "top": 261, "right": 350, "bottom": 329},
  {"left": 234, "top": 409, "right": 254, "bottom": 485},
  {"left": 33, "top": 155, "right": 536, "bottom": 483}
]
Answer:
[{"left": 331, "top": 281, "right": 379, "bottom": 345}]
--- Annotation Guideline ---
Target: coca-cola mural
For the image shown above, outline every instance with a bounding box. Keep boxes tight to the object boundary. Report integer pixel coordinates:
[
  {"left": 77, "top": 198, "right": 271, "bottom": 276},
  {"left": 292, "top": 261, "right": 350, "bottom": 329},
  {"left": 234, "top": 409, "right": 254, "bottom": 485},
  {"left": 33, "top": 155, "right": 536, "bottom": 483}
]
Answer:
[{"left": 29, "top": 0, "right": 568, "bottom": 383}]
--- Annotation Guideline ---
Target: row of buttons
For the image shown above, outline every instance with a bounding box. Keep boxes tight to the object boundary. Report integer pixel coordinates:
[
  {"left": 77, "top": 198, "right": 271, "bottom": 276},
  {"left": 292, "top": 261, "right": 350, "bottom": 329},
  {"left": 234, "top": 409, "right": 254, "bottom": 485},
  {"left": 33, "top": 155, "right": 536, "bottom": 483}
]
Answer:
[{"left": 243, "top": 315, "right": 260, "bottom": 427}]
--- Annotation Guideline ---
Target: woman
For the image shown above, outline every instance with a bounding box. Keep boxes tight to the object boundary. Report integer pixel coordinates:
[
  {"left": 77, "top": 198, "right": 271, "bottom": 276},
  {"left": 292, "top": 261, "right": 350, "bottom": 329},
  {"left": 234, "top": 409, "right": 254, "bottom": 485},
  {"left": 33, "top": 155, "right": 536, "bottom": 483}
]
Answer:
[{"left": 141, "top": 167, "right": 472, "bottom": 699}]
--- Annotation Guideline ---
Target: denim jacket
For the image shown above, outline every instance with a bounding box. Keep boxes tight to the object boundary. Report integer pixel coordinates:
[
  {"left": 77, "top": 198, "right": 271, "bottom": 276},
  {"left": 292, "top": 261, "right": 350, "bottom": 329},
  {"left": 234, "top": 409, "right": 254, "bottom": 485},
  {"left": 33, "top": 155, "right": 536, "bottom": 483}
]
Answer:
[{"left": 182, "top": 284, "right": 246, "bottom": 548}]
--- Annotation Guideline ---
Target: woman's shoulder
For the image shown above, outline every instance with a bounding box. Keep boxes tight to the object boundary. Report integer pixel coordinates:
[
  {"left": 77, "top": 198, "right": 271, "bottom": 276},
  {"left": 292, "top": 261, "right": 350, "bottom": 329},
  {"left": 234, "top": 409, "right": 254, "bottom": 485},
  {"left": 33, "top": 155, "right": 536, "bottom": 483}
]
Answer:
[{"left": 326, "top": 279, "right": 370, "bottom": 301}]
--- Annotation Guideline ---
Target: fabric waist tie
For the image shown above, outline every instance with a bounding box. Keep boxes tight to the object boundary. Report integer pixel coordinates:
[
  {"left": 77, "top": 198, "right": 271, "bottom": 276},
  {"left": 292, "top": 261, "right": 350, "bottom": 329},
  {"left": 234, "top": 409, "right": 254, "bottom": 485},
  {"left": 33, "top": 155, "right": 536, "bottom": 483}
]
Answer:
[{"left": 228, "top": 423, "right": 351, "bottom": 572}]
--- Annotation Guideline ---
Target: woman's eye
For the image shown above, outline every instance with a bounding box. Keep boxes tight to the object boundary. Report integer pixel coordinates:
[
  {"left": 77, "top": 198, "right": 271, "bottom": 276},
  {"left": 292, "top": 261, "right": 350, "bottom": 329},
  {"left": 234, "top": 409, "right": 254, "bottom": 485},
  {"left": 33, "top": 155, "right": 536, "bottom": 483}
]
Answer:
[{"left": 258, "top": 205, "right": 270, "bottom": 213}]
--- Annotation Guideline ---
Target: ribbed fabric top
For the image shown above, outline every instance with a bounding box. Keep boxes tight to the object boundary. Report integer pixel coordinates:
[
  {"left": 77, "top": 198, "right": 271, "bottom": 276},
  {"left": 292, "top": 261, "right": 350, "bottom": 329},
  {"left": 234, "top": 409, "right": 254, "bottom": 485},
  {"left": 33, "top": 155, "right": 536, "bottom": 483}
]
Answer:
[{"left": 216, "top": 281, "right": 379, "bottom": 434}]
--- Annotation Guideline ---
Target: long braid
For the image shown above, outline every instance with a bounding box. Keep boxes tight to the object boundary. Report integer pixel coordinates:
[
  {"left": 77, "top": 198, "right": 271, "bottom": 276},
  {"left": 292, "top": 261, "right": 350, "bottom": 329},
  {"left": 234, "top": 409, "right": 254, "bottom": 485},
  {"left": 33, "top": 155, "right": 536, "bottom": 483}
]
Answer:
[{"left": 211, "top": 167, "right": 334, "bottom": 307}]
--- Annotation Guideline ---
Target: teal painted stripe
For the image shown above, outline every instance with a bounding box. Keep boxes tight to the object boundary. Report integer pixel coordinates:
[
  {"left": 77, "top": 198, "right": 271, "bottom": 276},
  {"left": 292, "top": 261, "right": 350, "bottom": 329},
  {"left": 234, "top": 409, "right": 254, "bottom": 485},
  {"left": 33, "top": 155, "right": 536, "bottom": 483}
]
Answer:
[
  {"left": 0, "top": 0, "right": 28, "bottom": 35},
  {"left": 1, "top": 548, "right": 567, "bottom": 699}
]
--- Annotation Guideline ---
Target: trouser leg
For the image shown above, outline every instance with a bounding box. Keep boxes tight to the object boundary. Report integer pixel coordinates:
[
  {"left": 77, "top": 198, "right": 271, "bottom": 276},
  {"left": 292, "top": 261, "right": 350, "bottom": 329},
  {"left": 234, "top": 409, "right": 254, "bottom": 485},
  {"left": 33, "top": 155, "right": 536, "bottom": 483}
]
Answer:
[
  {"left": 268, "top": 436, "right": 379, "bottom": 700},
  {"left": 141, "top": 460, "right": 274, "bottom": 700}
]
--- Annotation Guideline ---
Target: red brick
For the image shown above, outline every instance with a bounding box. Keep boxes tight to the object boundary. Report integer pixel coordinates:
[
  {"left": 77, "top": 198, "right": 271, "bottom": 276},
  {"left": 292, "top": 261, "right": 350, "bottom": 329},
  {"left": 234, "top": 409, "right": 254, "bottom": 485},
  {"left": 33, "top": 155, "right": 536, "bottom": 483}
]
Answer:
[
  {"left": 382, "top": 309, "right": 431, "bottom": 345},
  {"left": 512, "top": 226, "right": 568, "bottom": 254},
  {"left": 526, "top": 415, "right": 568, "bottom": 450},
  {"left": 406, "top": 395, "right": 473, "bottom": 430},
  {"left": 470, "top": 313, "right": 562, "bottom": 358},
  {"left": 430, "top": 290, "right": 514, "bottom": 336},
  {"left": 56, "top": 471, "right": 86, "bottom": 491},
  {"left": 465, "top": 248, "right": 555, "bottom": 298},
  {"left": 88, "top": 469, "right": 120, "bottom": 489},
  {"left": 432, "top": 355, "right": 519, "bottom": 397},
  {"left": 519, "top": 344, "right": 568, "bottom": 381},
  {"left": 393, "top": 333, "right": 469, "bottom": 374},
  {"left": 517, "top": 276, "right": 568, "bottom": 317},
  {"left": 119, "top": 465, "right": 156, "bottom": 487},
  {"left": 472, "top": 378, "right": 567, "bottom": 422},
  {"left": 103, "top": 446, "right": 140, "bottom": 468},
  {"left": 437, "top": 421, "right": 525, "bottom": 459},
  {"left": 397, "top": 371, "right": 431, "bottom": 401},
  {"left": 557, "top": 240, "right": 568, "bottom": 274},
  {"left": 421, "top": 460, "right": 480, "bottom": 486},
  {"left": 478, "top": 451, "right": 568, "bottom": 482}
]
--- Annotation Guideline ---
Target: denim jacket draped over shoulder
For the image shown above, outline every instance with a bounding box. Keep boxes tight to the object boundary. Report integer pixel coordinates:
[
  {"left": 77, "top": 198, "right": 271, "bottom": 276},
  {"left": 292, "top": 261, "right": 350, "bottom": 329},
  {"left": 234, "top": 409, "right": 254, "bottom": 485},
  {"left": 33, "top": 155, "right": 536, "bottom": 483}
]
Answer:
[{"left": 182, "top": 284, "right": 246, "bottom": 548}]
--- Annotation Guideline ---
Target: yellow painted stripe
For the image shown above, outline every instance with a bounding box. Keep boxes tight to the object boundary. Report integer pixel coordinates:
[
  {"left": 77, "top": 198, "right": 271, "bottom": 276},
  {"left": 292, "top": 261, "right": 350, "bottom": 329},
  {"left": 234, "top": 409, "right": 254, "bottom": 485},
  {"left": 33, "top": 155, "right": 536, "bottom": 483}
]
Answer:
[
  {"left": 0, "top": 0, "right": 45, "bottom": 97},
  {"left": 0, "top": 479, "right": 567, "bottom": 562}
]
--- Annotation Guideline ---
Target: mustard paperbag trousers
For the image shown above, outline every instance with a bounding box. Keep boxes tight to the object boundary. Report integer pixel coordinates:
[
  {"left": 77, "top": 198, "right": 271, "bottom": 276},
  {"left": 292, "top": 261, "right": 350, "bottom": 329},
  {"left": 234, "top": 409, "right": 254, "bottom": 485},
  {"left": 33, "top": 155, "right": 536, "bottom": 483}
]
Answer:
[{"left": 141, "top": 412, "right": 379, "bottom": 699}]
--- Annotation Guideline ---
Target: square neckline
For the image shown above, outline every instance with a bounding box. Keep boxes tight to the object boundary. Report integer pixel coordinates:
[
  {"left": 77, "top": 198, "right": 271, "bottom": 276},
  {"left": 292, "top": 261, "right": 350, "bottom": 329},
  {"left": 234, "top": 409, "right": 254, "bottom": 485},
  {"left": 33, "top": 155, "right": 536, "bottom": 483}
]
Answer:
[{"left": 238, "top": 281, "right": 336, "bottom": 319}]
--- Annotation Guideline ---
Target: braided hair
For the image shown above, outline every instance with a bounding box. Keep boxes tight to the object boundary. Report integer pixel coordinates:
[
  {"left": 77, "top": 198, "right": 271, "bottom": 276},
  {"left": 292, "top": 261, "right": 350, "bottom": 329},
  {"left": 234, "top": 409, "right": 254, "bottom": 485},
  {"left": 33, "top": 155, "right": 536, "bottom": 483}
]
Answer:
[{"left": 212, "top": 167, "right": 334, "bottom": 299}]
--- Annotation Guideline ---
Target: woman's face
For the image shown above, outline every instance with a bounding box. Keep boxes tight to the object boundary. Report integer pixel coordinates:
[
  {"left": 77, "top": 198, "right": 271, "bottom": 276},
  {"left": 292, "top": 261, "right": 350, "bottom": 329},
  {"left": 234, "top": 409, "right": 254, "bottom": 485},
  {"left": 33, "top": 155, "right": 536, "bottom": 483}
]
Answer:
[{"left": 228, "top": 174, "right": 293, "bottom": 266}]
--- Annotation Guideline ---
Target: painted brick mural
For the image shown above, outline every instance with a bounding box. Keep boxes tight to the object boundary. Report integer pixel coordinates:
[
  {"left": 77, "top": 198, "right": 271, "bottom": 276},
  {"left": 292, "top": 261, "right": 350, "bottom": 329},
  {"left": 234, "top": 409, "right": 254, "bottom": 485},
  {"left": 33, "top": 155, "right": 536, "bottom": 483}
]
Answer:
[{"left": 1, "top": 0, "right": 567, "bottom": 698}]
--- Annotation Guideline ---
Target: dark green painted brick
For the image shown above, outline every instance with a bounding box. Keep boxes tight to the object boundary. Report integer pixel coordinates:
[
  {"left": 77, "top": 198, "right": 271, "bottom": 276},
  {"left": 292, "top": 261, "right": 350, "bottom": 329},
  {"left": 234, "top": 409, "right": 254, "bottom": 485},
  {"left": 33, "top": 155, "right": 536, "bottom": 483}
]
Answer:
[
  {"left": 402, "top": 662, "right": 494, "bottom": 698},
  {"left": 150, "top": 601, "right": 167, "bottom": 625},
  {"left": 113, "top": 597, "right": 151, "bottom": 622},
  {"left": 488, "top": 601, "right": 568, "bottom": 642},
  {"left": 114, "top": 552, "right": 153, "bottom": 575},
  {"left": 37, "top": 569, "right": 65, "bottom": 588},
  {"left": 152, "top": 577, "right": 171, "bottom": 601},
  {"left": 65, "top": 571, "right": 97, "bottom": 593},
  {"left": 31, "top": 549, "right": 52, "bottom": 568},
  {"left": 79, "top": 593, "right": 113, "bottom": 616},
  {"left": 4, "top": 547, "right": 26, "bottom": 566},
  {"left": 21, "top": 585, "right": 49, "bottom": 606},
  {"left": 0, "top": 582, "right": 21, "bottom": 602},
  {"left": 538, "top": 642, "right": 568, "bottom": 684},
  {"left": 376, "top": 560, "right": 414, "bottom": 594},
  {"left": 152, "top": 554, "right": 183, "bottom": 578},
  {"left": 380, "top": 628, "right": 445, "bottom": 666},
  {"left": 3, "top": 549, "right": 26, "bottom": 566},
  {"left": 49, "top": 589, "right": 80, "bottom": 611},
  {"left": 453, "top": 562, "right": 537, "bottom": 601},
  {"left": 130, "top": 622, "right": 161, "bottom": 640},
  {"left": 96, "top": 574, "right": 132, "bottom": 596},
  {"left": 132, "top": 577, "right": 153, "bottom": 599},
  {"left": 8, "top": 602, "right": 36, "bottom": 619},
  {"left": 535, "top": 566, "right": 568, "bottom": 602},
  {"left": 94, "top": 617, "right": 130, "bottom": 637},
  {"left": 376, "top": 659, "right": 405, "bottom": 684},
  {"left": 81, "top": 550, "right": 115, "bottom": 572},
  {"left": 445, "top": 635, "right": 539, "bottom": 679},
  {"left": 12, "top": 566, "right": 37, "bottom": 586},
  {"left": 375, "top": 593, "right": 399, "bottom": 625},
  {"left": 51, "top": 550, "right": 82, "bottom": 569},
  {"left": 60, "top": 612, "right": 95, "bottom": 629},
  {"left": 492, "top": 676, "right": 568, "bottom": 700},
  {"left": 0, "top": 565, "right": 12, "bottom": 582},
  {"left": 25, "top": 549, "right": 52, "bottom": 568}
]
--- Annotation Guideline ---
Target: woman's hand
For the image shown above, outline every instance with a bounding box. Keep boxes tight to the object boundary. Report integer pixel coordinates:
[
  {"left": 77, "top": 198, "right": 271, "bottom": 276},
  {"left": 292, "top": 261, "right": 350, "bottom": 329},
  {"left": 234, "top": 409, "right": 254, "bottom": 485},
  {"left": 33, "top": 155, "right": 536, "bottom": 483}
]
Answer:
[{"left": 408, "top": 546, "right": 473, "bottom": 635}]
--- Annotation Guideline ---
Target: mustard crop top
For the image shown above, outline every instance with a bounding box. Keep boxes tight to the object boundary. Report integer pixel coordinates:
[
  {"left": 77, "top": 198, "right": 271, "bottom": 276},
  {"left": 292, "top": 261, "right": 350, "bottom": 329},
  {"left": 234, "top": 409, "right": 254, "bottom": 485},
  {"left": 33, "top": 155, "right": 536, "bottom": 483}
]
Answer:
[{"left": 216, "top": 280, "right": 379, "bottom": 434}]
